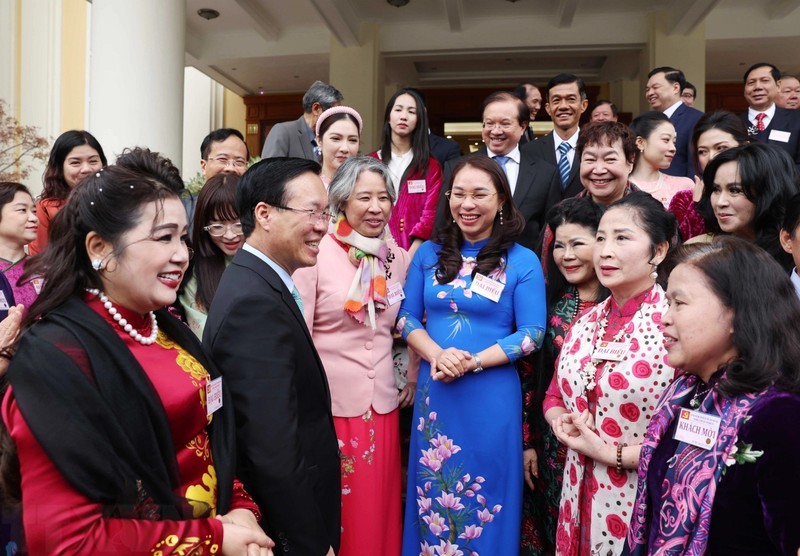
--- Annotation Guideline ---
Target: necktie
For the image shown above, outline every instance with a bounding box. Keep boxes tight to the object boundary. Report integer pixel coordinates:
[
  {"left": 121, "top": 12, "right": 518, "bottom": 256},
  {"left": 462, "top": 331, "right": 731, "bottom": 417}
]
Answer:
[
  {"left": 493, "top": 155, "right": 510, "bottom": 177},
  {"left": 291, "top": 286, "right": 304, "bottom": 313},
  {"left": 755, "top": 112, "right": 767, "bottom": 132},
  {"left": 557, "top": 142, "right": 572, "bottom": 189}
]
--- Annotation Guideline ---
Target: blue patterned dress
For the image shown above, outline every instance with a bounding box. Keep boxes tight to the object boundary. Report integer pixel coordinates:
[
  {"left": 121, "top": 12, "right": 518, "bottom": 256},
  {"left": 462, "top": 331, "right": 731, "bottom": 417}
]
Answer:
[{"left": 398, "top": 239, "right": 546, "bottom": 556}]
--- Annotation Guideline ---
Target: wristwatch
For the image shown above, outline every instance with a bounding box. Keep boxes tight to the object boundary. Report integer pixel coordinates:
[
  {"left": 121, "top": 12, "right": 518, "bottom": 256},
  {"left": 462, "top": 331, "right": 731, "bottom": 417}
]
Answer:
[{"left": 471, "top": 353, "right": 484, "bottom": 373}]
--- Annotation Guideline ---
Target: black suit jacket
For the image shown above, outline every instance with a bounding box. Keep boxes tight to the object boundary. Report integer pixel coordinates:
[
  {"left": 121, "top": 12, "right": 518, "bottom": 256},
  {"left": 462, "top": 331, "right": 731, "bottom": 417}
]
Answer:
[
  {"left": 665, "top": 103, "right": 704, "bottom": 179},
  {"left": 522, "top": 131, "right": 585, "bottom": 200},
  {"left": 434, "top": 146, "right": 561, "bottom": 251},
  {"left": 740, "top": 106, "right": 800, "bottom": 169},
  {"left": 429, "top": 132, "right": 462, "bottom": 168},
  {"left": 203, "top": 249, "right": 340, "bottom": 556}
]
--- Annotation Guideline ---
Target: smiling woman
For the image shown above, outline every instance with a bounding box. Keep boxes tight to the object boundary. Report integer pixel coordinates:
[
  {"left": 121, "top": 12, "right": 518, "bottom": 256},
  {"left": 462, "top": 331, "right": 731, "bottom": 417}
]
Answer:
[
  {"left": 0, "top": 150, "right": 272, "bottom": 554},
  {"left": 0, "top": 182, "right": 40, "bottom": 313}
]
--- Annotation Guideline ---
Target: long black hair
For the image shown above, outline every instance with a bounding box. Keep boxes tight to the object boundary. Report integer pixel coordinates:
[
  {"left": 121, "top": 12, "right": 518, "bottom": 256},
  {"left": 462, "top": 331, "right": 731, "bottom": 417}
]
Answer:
[
  {"left": 697, "top": 142, "right": 800, "bottom": 270},
  {"left": 433, "top": 154, "right": 524, "bottom": 284},
  {"left": 188, "top": 174, "right": 240, "bottom": 311},
  {"left": 42, "top": 130, "right": 107, "bottom": 201},
  {"left": 378, "top": 88, "right": 432, "bottom": 182},
  {"left": 668, "top": 238, "right": 800, "bottom": 395}
]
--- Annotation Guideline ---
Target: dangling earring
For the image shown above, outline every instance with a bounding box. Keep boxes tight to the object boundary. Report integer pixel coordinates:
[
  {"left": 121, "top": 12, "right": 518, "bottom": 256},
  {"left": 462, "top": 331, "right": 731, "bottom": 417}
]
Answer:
[
  {"left": 650, "top": 264, "right": 658, "bottom": 280},
  {"left": 499, "top": 208, "right": 504, "bottom": 226},
  {"left": 92, "top": 259, "right": 104, "bottom": 271}
]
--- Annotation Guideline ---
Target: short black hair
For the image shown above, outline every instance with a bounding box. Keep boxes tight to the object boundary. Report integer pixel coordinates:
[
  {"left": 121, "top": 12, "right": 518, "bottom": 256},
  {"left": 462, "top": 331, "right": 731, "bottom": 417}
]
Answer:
[
  {"left": 200, "top": 128, "right": 247, "bottom": 160},
  {"left": 545, "top": 73, "right": 587, "bottom": 101},
  {"left": 648, "top": 67, "right": 686, "bottom": 91},
  {"left": 236, "top": 157, "right": 321, "bottom": 237},
  {"left": 682, "top": 82, "right": 697, "bottom": 97},
  {"left": 743, "top": 63, "right": 781, "bottom": 84}
]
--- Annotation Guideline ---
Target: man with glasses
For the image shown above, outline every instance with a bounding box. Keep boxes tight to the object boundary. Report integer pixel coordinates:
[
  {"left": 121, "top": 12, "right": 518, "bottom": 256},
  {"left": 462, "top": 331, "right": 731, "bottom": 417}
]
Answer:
[
  {"left": 200, "top": 128, "right": 249, "bottom": 181},
  {"left": 435, "top": 91, "right": 561, "bottom": 251},
  {"left": 205, "top": 157, "right": 340, "bottom": 556}
]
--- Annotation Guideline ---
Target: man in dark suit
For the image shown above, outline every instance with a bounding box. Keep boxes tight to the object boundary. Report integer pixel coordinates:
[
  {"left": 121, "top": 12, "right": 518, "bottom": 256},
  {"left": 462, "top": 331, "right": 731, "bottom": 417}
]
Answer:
[
  {"left": 739, "top": 62, "right": 800, "bottom": 169},
  {"left": 523, "top": 73, "right": 588, "bottom": 200},
  {"left": 645, "top": 66, "right": 704, "bottom": 179},
  {"left": 435, "top": 91, "right": 561, "bottom": 251},
  {"left": 261, "top": 81, "right": 343, "bottom": 160},
  {"left": 514, "top": 83, "right": 543, "bottom": 144},
  {"left": 204, "top": 157, "right": 340, "bottom": 556},
  {"left": 428, "top": 132, "right": 461, "bottom": 167}
]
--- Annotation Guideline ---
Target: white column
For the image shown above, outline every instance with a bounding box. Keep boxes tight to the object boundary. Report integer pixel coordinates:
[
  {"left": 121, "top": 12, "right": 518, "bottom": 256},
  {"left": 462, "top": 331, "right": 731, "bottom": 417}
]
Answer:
[{"left": 88, "top": 1, "right": 185, "bottom": 169}]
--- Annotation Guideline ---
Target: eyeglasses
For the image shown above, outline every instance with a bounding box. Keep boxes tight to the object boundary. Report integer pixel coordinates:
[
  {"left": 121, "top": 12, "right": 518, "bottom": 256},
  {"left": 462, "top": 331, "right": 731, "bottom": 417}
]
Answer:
[
  {"left": 208, "top": 156, "right": 247, "bottom": 169},
  {"left": 204, "top": 222, "right": 244, "bottom": 237},
  {"left": 482, "top": 121, "right": 519, "bottom": 132},
  {"left": 445, "top": 191, "right": 498, "bottom": 203},
  {"left": 273, "top": 205, "right": 332, "bottom": 223}
]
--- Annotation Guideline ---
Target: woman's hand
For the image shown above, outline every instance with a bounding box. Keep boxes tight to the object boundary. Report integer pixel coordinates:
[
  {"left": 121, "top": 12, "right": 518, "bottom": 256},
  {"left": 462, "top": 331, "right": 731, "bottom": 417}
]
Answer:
[
  {"left": 523, "top": 448, "right": 539, "bottom": 490},
  {"left": 431, "top": 348, "right": 472, "bottom": 382},
  {"left": 553, "top": 410, "right": 614, "bottom": 465},
  {"left": 398, "top": 381, "right": 416, "bottom": 408},
  {"left": 692, "top": 175, "right": 704, "bottom": 203},
  {"left": 0, "top": 305, "right": 23, "bottom": 377},
  {"left": 218, "top": 510, "right": 274, "bottom": 555}
]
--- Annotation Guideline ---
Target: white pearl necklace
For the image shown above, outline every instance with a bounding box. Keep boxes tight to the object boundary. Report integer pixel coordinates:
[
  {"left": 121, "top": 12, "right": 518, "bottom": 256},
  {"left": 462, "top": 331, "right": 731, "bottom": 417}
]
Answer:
[{"left": 86, "top": 289, "right": 158, "bottom": 345}]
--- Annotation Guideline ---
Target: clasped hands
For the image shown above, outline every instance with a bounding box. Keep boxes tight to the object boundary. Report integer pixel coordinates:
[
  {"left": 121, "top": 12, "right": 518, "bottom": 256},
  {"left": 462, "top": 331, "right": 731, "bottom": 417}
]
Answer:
[
  {"left": 431, "top": 347, "right": 474, "bottom": 382},
  {"left": 217, "top": 509, "right": 274, "bottom": 556},
  {"left": 551, "top": 409, "right": 612, "bottom": 462}
]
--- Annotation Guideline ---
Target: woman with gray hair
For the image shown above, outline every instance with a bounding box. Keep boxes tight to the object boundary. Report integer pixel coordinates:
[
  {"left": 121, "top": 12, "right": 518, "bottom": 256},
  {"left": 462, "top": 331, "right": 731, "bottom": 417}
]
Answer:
[{"left": 294, "top": 155, "right": 413, "bottom": 556}]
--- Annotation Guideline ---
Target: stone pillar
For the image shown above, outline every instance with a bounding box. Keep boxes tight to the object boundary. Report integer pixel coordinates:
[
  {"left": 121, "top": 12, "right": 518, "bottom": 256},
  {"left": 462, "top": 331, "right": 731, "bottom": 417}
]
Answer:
[
  {"left": 329, "top": 23, "right": 384, "bottom": 152},
  {"left": 640, "top": 12, "right": 707, "bottom": 112},
  {"left": 88, "top": 1, "right": 186, "bottom": 168}
]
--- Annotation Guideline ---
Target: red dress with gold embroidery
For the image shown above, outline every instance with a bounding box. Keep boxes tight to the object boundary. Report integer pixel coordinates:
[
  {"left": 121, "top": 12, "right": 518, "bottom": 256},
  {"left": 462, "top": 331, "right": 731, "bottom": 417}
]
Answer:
[{"left": 2, "top": 297, "right": 258, "bottom": 554}]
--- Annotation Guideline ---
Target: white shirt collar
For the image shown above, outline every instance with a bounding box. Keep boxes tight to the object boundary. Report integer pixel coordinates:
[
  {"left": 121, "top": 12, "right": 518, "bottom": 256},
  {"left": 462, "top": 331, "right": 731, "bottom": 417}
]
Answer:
[
  {"left": 791, "top": 268, "right": 800, "bottom": 300},
  {"left": 242, "top": 242, "right": 295, "bottom": 292},
  {"left": 662, "top": 100, "right": 684, "bottom": 118},
  {"left": 491, "top": 144, "right": 520, "bottom": 164},
  {"left": 553, "top": 128, "right": 580, "bottom": 150},
  {"left": 748, "top": 103, "right": 776, "bottom": 122}
]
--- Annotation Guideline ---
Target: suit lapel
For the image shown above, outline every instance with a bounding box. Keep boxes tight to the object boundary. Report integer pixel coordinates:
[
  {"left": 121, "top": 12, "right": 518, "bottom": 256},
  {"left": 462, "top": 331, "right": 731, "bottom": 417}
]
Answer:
[
  {"left": 295, "top": 116, "right": 315, "bottom": 160},
  {"left": 513, "top": 151, "right": 535, "bottom": 205}
]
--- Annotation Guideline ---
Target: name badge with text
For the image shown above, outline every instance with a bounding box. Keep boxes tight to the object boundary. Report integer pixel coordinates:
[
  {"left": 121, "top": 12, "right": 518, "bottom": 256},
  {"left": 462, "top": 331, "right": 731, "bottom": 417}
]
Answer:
[
  {"left": 408, "top": 179, "right": 427, "bottom": 193},
  {"left": 769, "top": 129, "right": 791, "bottom": 143},
  {"left": 592, "top": 341, "right": 629, "bottom": 362},
  {"left": 206, "top": 377, "right": 223, "bottom": 417},
  {"left": 469, "top": 273, "right": 504, "bottom": 303},
  {"left": 673, "top": 408, "right": 721, "bottom": 450},
  {"left": 387, "top": 282, "right": 405, "bottom": 305}
]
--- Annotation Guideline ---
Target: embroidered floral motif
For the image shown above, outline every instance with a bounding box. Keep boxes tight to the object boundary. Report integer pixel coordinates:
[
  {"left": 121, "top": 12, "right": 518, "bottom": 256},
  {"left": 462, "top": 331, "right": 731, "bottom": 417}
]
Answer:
[
  {"left": 158, "top": 334, "right": 212, "bottom": 416},
  {"left": 724, "top": 440, "right": 763, "bottom": 468},
  {"left": 186, "top": 434, "right": 211, "bottom": 461},
  {"left": 151, "top": 533, "right": 218, "bottom": 555},
  {"left": 413, "top": 387, "right": 503, "bottom": 553},
  {"left": 185, "top": 465, "right": 217, "bottom": 518}
]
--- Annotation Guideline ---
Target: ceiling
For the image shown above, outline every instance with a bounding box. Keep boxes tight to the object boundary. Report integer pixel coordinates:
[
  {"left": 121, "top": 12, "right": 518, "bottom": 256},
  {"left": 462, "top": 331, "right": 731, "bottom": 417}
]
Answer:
[{"left": 184, "top": 0, "right": 800, "bottom": 96}]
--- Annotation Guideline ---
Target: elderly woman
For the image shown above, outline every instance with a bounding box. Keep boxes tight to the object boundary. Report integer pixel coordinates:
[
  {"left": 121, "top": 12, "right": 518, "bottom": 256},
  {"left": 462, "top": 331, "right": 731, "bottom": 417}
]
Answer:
[
  {"left": 544, "top": 192, "right": 678, "bottom": 556},
  {"left": 398, "top": 153, "right": 546, "bottom": 555},
  {"left": 625, "top": 238, "right": 800, "bottom": 555},
  {"left": 0, "top": 151, "right": 272, "bottom": 554},
  {"left": 294, "top": 156, "right": 412, "bottom": 556}
]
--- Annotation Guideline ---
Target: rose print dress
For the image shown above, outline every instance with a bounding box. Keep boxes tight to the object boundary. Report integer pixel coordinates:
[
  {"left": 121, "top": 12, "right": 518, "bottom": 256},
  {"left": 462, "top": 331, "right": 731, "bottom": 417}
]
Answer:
[
  {"left": 543, "top": 285, "right": 676, "bottom": 556},
  {"left": 398, "top": 239, "right": 546, "bottom": 556}
]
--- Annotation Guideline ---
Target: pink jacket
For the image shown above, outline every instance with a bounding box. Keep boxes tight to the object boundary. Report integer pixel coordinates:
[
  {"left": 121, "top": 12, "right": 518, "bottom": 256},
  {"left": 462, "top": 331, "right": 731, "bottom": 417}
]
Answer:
[
  {"left": 293, "top": 234, "right": 412, "bottom": 417},
  {"left": 367, "top": 151, "right": 442, "bottom": 250}
]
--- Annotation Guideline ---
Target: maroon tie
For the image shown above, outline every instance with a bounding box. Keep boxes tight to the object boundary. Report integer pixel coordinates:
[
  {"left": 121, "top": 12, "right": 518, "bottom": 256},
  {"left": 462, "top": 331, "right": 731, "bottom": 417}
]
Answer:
[{"left": 755, "top": 113, "right": 767, "bottom": 132}]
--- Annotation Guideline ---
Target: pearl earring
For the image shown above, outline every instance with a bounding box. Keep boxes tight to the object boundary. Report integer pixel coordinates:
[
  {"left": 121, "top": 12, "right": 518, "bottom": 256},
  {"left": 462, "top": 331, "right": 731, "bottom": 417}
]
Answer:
[
  {"left": 499, "top": 208, "right": 504, "bottom": 226},
  {"left": 92, "top": 259, "right": 103, "bottom": 271}
]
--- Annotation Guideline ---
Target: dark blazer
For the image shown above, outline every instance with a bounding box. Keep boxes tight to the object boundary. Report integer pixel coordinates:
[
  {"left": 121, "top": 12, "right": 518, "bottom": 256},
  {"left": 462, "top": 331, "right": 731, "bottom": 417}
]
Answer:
[
  {"left": 522, "top": 130, "right": 585, "bottom": 200},
  {"left": 434, "top": 146, "right": 562, "bottom": 251},
  {"left": 740, "top": 106, "right": 800, "bottom": 169},
  {"left": 261, "top": 115, "right": 317, "bottom": 160},
  {"left": 203, "top": 249, "right": 340, "bottom": 556},
  {"left": 665, "top": 103, "right": 704, "bottom": 179},
  {"left": 429, "top": 132, "right": 461, "bottom": 168}
]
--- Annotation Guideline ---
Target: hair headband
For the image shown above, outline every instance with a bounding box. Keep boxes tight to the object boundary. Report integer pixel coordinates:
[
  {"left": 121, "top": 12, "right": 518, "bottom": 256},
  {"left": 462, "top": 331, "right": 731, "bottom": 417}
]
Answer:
[{"left": 316, "top": 106, "right": 363, "bottom": 137}]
